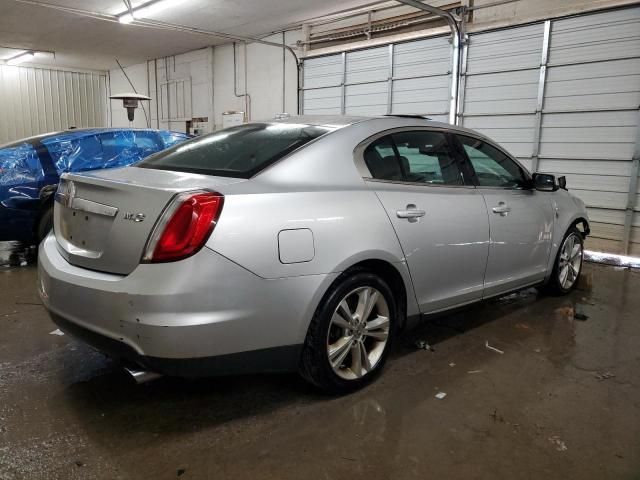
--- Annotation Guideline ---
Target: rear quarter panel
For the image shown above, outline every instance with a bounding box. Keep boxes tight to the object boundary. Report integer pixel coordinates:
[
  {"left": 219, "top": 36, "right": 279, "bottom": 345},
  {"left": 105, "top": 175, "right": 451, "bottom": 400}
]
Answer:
[
  {"left": 204, "top": 121, "right": 437, "bottom": 319},
  {"left": 207, "top": 187, "right": 407, "bottom": 279}
]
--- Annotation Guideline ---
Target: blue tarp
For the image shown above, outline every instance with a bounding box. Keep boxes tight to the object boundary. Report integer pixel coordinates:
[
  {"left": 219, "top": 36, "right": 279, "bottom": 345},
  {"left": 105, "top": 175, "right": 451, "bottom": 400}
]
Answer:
[
  {"left": 41, "top": 129, "right": 187, "bottom": 173},
  {"left": 0, "top": 143, "right": 44, "bottom": 186}
]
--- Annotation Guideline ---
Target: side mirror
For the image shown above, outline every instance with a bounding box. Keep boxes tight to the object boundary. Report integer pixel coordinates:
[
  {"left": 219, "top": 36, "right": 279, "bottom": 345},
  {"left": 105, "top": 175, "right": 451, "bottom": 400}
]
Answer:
[{"left": 532, "top": 173, "right": 558, "bottom": 192}]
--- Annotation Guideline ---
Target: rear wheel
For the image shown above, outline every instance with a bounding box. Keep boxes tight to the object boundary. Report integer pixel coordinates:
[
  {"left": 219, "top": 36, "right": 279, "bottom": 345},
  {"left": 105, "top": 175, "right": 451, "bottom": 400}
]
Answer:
[
  {"left": 544, "top": 226, "right": 584, "bottom": 295},
  {"left": 300, "top": 271, "right": 397, "bottom": 394},
  {"left": 36, "top": 206, "right": 54, "bottom": 242}
]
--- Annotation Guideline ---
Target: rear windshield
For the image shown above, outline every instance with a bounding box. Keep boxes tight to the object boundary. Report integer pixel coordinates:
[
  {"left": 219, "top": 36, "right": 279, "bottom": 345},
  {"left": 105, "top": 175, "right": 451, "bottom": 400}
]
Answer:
[{"left": 137, "top": 123, "right": 333, "bottom": 178}]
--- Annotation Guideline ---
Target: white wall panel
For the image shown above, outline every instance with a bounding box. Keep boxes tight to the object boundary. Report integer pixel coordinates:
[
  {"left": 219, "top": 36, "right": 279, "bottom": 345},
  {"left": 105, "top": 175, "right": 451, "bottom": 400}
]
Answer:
[
  {"left": 344, "top": 82, "right": 387, "bottom": 115},
  {"left": 302, "top": 34, "right": 452, "bottom": 118},
  {"left": 465, "top": 23, "right": 544, "bottom": 74},
  {"left": 463, "top": 70, "right": 539, "bottom": 115},
  {"left": 548, "top": 8, "right": 640, "bottom": 65},
  {"left": 393, "top": 37, "right": 451, "bottom": 78},
  {"left": 544, "top": 60, "right": 640, "bottom": 112},
  {"left": 537, "top": 6, "right": 640, "bottom": 252},
  {"left": 346, "top": 47, "right": 388, "bottom": 84},
  {"left": 538, "top": 158, "right": 633, "bottom": 177},
  {"left": 461, "top": 6, "right": 640, "bottom": 252},
  {"left": 461, "top": 24, "right": 545, "bottom": 164},
  {"left": 391, "top": 76, "right": 449, "bottom": 116},
  {"left": 303, "top": 54, "right": 342, "bottom": 89},
  {"left": 302, "top": 87, "right": 342, "bottom": 115},
  {"left": 0, "top": 65, "right": 107, "bottom": 144}
]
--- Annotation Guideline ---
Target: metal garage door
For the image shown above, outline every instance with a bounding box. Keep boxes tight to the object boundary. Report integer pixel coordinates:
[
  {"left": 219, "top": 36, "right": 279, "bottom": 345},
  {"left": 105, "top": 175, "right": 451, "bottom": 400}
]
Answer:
[
  {"left": 459, "top": 23, "right": 545, "bottom": 174},
  {"left": 461, "top": 7, "right": 640, "bottom": 255},
  {"left": 540, "top": 8, "right": 640, "bottom": 255},
  {"left": 0, "top": 65, "right": 107, "bottom": 144},
  {"left": 302, "top": 35, "right": 453, "bottom": 123}
]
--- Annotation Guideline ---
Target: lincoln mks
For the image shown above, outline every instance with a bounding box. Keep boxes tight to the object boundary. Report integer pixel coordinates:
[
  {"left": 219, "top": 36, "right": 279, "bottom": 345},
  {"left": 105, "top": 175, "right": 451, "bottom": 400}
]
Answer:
[{"left": 38, "top": 115, "right": 589, "bottom": 393}]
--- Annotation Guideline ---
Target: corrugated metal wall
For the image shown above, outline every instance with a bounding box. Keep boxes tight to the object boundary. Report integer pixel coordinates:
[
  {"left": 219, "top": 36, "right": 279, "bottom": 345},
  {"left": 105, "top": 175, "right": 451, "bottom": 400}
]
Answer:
[
  {"left": 302, "top": 35, "right": 452, "bottom": 123},
  {"left": 541, "top": 9, "right": 640, "bottom": 255},
  {"left": 302, "top": 5, "right": 640, "bottom": 254},
  {"left": 0, "top": 65, "right": 107, "bottom": 145},
  {"left": 460, "top": 6, "right": 640, "bottom": 255},
  {"left": 459, "top": 23, "right": 545, "bottom": 172}
]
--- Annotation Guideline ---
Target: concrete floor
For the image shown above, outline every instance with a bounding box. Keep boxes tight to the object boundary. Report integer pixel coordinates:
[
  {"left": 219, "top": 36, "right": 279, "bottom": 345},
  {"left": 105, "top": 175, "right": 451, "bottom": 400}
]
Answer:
[{"left": 1, "top": 241, "right": 639, "bottom": 480}]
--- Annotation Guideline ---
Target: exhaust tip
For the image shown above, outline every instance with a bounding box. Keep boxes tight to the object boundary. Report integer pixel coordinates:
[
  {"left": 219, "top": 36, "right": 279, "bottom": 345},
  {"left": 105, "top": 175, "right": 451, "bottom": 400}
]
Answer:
[{"left": 124, "top": 367, "right": 162, "bottom": 384}]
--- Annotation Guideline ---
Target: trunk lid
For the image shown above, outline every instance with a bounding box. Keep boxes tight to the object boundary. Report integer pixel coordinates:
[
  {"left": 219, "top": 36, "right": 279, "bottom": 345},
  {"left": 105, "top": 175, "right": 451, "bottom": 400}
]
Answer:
[{"left": 54, "top": 167, "right": 245, "bottom": 275}]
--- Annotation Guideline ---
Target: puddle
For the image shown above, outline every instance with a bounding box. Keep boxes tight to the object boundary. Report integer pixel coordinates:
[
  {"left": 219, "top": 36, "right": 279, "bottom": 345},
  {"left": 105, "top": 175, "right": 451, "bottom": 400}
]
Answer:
[{"left": 0, "top": 241, "right": 37, "bottom": 269}]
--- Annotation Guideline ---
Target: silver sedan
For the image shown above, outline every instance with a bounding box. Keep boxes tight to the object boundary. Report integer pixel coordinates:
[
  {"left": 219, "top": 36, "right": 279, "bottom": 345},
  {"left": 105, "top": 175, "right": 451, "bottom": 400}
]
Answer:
[{"left": 38, "top": 115, "right": 589, "bottom": 393}]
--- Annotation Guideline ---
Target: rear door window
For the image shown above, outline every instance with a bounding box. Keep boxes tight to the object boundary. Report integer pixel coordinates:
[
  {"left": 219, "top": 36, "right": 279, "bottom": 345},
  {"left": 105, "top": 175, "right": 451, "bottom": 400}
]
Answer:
[
  {"left": 392, "top": 131, "right": 464, "bottom": 185},
  {"left": 138, "top": 123, "right": 333, "bottom": 178},
  {"left": 363, "top": 130, "right": 465, "bottom": 185}
]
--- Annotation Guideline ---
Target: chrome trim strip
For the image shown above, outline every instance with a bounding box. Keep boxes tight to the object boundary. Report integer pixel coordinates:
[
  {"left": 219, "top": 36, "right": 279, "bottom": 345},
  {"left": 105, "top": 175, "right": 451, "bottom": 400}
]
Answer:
[
  {"left": 55, "top": 194, "right": 118, "bottom": 217},
  {"left": 71, "top": 198, "right": 119, "bottom": 217}
]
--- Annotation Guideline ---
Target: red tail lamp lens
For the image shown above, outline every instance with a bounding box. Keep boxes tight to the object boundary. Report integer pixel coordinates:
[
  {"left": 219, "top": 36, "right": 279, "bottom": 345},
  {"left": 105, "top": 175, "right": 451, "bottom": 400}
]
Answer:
[{"left": 148, "top": 192, "right": 224, "bottom": 262}]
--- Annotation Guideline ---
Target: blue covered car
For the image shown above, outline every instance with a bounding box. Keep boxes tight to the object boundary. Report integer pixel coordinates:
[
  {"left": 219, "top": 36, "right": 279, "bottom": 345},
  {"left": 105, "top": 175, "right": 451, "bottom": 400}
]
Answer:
[{"left": 0, "top": 128, "right": 190, "bottom": 242}]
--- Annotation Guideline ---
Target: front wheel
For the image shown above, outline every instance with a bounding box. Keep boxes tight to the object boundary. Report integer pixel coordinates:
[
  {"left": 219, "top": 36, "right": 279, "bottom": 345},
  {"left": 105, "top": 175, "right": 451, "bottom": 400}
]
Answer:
[
  {"left": 544, "top": 226, "right": 584, "bottom": 295},
  {"left": 299, "top": 271, "right": 397, "bottom": 394}
]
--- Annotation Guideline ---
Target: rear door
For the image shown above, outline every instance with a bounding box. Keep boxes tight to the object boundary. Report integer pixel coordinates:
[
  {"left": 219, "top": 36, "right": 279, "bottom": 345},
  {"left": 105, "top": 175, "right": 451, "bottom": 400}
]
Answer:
[
  {"left": 360, "top": 129, "right": 490, "bottom": 314},
  {"left": 452, "top": 133, "right": 554, "bottom": 297}
]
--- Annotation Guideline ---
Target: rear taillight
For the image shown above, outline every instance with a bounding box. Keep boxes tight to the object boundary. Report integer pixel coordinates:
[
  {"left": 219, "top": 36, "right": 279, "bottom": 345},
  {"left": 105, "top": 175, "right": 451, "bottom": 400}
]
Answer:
[{"left": 142, "top": 191, "right": 224, "bottom": 263}]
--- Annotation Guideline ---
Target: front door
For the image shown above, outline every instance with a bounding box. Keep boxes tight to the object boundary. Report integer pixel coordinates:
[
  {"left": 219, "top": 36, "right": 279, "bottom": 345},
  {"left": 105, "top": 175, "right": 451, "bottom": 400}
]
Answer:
[
  {"left": 453, "top": 134, "right": 554, "bottom": 297},
  {"left": 362, "top": 129, "right": 490, "bottom": 314}
]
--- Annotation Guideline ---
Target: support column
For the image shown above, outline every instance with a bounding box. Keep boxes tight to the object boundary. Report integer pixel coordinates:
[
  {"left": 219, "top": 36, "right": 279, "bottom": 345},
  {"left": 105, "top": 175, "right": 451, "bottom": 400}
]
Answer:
[
  {"left": 340, "top": 51, "right": 346, "bottom": 115},
  {"left": 530, "top": 19, "right": 551, "bottom": 174},
  {"left": 386, "top": 44, "right": 394, "bottom": 114}
]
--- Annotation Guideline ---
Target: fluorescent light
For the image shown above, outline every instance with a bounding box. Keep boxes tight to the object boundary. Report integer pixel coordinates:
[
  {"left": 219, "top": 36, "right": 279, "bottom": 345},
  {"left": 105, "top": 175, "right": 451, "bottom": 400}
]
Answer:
[
  {"left": 117, "top": 0, "right": 186, "bottom": 24},
  {"left": 137, "top": 0, "right": 185, "bottom": 17},
  {"left": 118, "top": 12, "right": 135, "bottom": 24},
  {"left": 6, "top": 52, "right": 34, "bottom": 66}
]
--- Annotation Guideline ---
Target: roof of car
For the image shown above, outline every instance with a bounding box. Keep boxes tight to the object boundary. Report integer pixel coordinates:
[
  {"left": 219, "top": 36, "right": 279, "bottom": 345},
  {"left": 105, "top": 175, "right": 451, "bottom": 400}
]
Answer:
[{"left": 269, "top": 114, "right": 486, "bottom": 138}]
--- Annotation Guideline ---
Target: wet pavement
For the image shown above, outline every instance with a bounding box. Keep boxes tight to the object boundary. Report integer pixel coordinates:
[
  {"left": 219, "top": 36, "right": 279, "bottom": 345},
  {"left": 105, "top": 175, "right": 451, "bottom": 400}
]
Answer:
[{"left": 1, "top": 242, "right": 639, "bottom": 479}]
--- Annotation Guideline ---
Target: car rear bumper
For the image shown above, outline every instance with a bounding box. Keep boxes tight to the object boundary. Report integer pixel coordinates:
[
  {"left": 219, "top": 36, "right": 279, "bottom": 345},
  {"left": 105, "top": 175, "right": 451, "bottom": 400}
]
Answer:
[
  {"left": 48, "top": 311, "right": 302, "bottom": 376},
  {"left": 38, "top": 234, "right": 336, "bottom": 375}
]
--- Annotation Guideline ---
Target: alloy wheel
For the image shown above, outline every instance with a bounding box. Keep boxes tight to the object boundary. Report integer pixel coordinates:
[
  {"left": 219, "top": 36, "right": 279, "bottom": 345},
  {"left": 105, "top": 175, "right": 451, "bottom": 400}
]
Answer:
[
  {"left": 558, "top": 232, "right": 583, "bottom": 290},
  {"left": 326, "top": 286, "right": 390, "bottom": 380}
]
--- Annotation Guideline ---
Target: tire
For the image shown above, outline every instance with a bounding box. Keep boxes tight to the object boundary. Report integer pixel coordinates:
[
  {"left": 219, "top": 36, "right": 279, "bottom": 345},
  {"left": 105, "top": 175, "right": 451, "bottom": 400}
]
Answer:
[
  {"left": 543, "top": 226, "right": 584, "bottom": 295},
  {"left": 36, "top": 206, "right": 53, "bottom": 242},
  {"left": 299, "top": 270, "right": 398, "bottom": 394}
]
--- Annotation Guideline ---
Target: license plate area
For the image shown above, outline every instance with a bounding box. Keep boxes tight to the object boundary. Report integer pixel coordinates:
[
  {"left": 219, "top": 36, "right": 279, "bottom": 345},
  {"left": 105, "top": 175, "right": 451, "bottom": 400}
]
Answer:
[{"left": 57, "top": 206, "right": 114, "bottom": 257}]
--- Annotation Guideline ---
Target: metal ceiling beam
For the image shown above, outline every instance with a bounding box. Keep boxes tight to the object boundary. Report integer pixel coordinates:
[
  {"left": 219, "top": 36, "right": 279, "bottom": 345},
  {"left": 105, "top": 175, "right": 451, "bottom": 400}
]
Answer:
[{"left": 394, "top": 0, "right": 461, "bottom": 124}]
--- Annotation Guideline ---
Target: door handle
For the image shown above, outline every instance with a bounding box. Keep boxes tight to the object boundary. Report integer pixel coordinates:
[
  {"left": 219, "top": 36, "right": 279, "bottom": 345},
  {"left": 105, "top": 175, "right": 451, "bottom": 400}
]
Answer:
[
  {"left": 397, "top": 204, "right": 426, "bottom": 221},
  {"left": 492, "top": 202, "right": 511, "bottom": 216}
]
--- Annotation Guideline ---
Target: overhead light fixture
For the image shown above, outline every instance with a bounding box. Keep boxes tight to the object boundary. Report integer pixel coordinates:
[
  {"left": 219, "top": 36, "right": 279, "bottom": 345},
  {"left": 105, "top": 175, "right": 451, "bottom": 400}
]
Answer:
[
  {"left": 6, "top": 51, "right": 35, "bottom": 66},
  {"left": 118, "top": 13, "right": 135, "bottom": 24},
  {"left": 117, "top": 0, "right": 186, "bottom": 24}
]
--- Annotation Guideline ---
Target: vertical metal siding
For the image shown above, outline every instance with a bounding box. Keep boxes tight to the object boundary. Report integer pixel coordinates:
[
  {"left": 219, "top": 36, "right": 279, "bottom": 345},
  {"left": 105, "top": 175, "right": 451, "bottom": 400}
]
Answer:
[
  {"left": 538, "top": 6, "right": 640, "bottom": 253},
  {"left": 461, "top": 23, "right": 545, "bottom": 172},
  {"left": 0, "top": 65, "right": 107, "bottom": 144},
  {"left": 301, "top": 6, "right": 640, "bottom": 254},
  {"left": 302, "top": 35, "right": 452, "bottom": 119},
  {"left": 391, "top": 36, "right": 451, "bottom": 118},
  {"left": 460, "top": 7, "right": 640, "bottom": 253}
]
